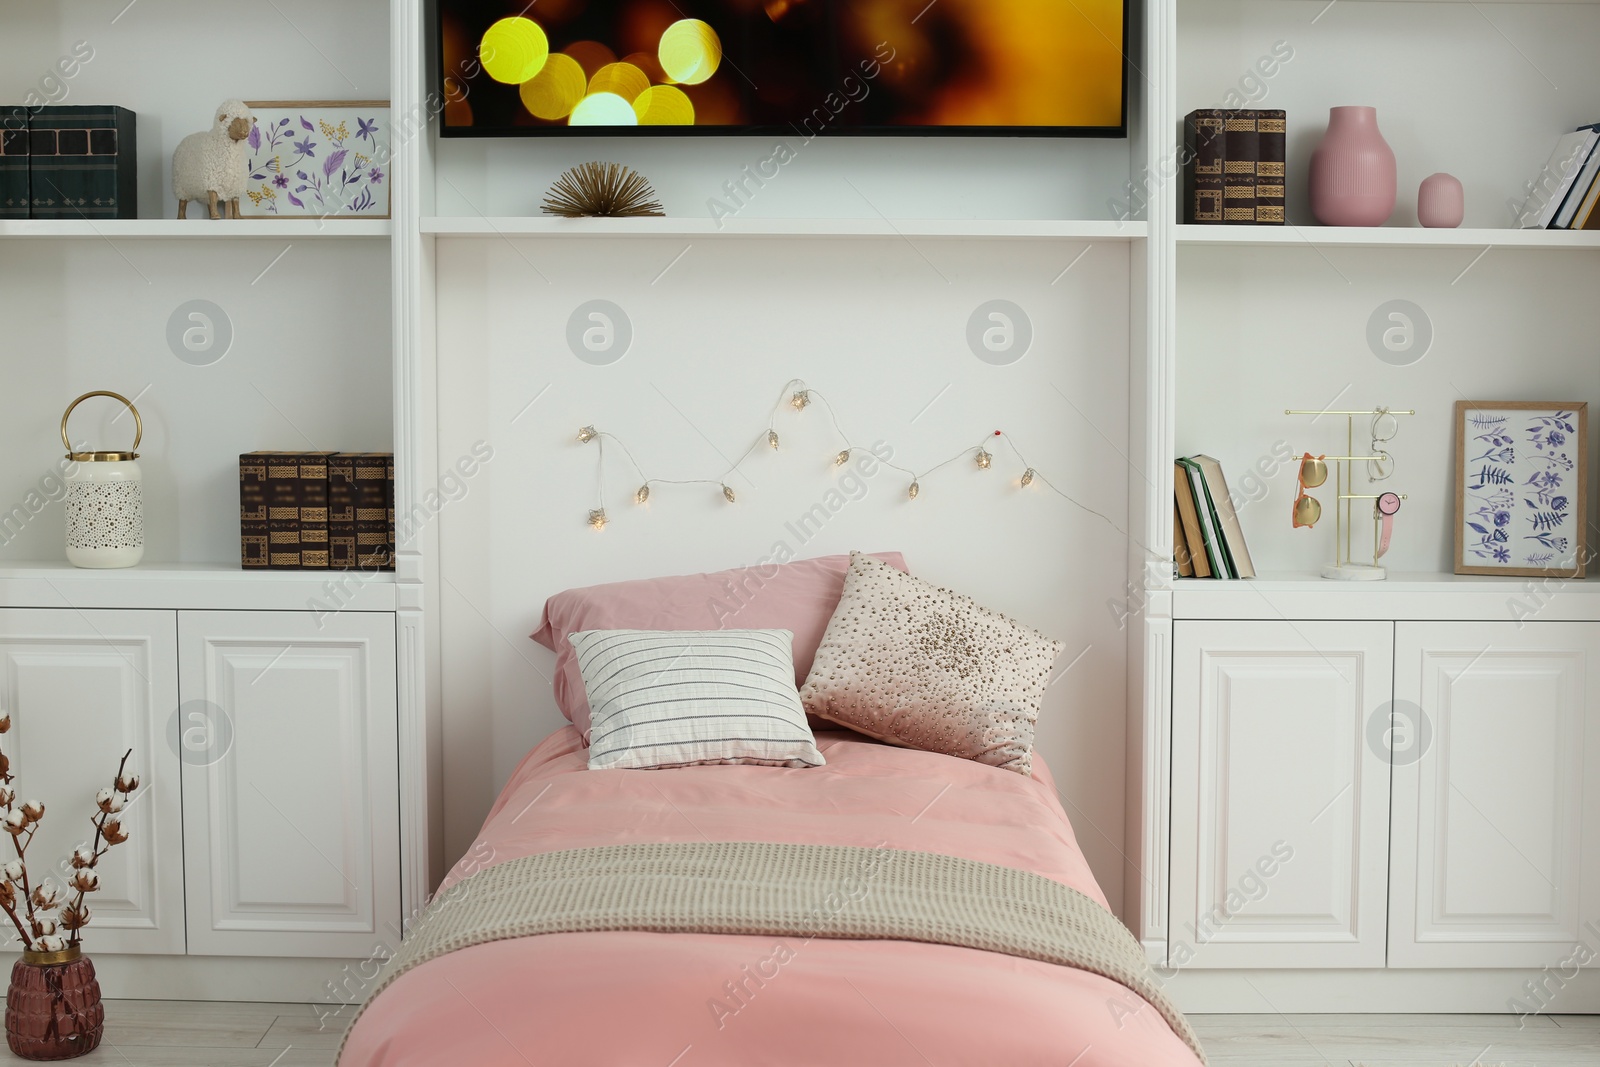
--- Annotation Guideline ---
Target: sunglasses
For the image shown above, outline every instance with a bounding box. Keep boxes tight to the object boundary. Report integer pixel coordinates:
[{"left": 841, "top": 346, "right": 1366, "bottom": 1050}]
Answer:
[{"left": 1293, "top": 453, "right": 1327, "bottom": 528}]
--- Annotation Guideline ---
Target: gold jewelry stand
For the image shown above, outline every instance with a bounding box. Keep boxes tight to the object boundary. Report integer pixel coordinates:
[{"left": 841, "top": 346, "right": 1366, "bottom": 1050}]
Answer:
[{"left": 1287, "top": 408, "right": 1414, "bottom": 581}]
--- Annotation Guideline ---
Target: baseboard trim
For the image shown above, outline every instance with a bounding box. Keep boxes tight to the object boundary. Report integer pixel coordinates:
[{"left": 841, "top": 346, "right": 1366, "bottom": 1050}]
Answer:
[
  {"left": 1167, "top": 968, "right": 1600, "bottom": 1015},
  {"left": 1, "top": 953, "right": 364, "bottom": 1004}
]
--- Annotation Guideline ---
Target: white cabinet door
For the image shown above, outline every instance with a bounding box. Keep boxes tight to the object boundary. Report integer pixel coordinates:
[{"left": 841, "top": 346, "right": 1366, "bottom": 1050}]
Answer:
[
  {"left": 0, "top": 609, "right": 183, "bottom": 954},
  {"left": 1171, "top": 620, "right": 1393, "bottom": 968},
  {"left": 1390, "top": 621, "right": 1600, "bottom": 968},
  {"left": 179, "top": 611, "right": 399, "bottom": 957}
]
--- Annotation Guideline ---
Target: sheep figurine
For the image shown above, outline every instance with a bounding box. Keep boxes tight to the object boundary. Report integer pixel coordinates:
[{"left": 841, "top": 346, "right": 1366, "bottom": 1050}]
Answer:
[{"left": 173, "top": 99, "right": 256, "bottom": 219}]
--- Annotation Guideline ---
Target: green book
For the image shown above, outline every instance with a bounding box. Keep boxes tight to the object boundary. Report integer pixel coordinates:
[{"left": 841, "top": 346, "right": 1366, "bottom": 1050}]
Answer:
[
  {"left": 27, "top": 105, "right": 137, "bottom": 219},
  {"left": 1178, "top": 457, "right": 1234, "bottom": 579},
  {"left": 0, "top": 107, "right": 29, "bottom": 220}
]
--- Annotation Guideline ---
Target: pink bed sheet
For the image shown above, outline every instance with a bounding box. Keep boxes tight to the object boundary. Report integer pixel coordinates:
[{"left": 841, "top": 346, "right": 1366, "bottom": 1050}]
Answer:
[{"left": 340, "top": 728, "right": 1201, "bottom": 1067}]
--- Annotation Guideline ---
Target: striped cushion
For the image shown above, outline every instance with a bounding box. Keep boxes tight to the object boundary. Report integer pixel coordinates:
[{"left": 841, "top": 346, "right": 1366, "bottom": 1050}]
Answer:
[{"left": 571, "top": 629, "right": 825, "bottom": 771}]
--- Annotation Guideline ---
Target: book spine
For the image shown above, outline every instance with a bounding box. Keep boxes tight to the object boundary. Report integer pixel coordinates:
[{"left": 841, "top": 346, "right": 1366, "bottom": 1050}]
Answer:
[
  {"left": 239, "top": 453, "right": 269, "bottom": 569},
  {"left": 1183, "top": 110, "right": 1225, "bottom": 224},
  {"left": 385, "top": 453, "right": 396, "bottom": 572},
  {"left": 297, "top": 453, "right": 332, "bottom": 570},
  {"left": 352, "top": 454, "right": 389, "bottom": 571},
  {"left": 1254, "top": 109, "right": 1286, "bottom": 225},
  {"left": 0, "top": 108, "right": 29, "bottom": 220},
  {"left": 327, "top": 455, "right": 357, "bottom": 571},
  {"left": 1223, "top": 110, "right": 1257, "bottom": 224},
  {"left": 27, "top": 106, "right": 136, "bottom": 219},
  {"left": 266, "top": 452, "right": 302, "bottom": 569}
]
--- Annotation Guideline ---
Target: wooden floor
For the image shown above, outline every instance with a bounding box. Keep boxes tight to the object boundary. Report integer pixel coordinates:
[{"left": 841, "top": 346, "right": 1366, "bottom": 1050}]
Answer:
[{"left": 2, "top": 1003, "right": 1594, "bottom": 1065}]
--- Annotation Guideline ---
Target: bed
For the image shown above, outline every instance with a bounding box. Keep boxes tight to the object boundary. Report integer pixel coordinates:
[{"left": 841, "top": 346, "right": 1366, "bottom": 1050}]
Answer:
[{"left": 338, "top": 724, "right": 1203, "bottom": 1066}]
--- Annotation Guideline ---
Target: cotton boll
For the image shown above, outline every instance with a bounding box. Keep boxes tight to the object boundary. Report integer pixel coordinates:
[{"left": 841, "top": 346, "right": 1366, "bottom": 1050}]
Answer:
[{"left": 3, "top": 860, "right": 23, "bottom": 882}]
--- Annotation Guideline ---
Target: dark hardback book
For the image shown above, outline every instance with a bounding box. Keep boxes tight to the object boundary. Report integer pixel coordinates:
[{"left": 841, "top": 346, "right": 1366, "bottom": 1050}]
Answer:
[
  {"left": 239, "top": 452, "right": 270, "bottom": 569},
  {"left": 1183, "top": 109, "right": 1226, "bottom": 224},
  {"left": 351, "top": 454, "right": 390, "bottom": 570},
  {"left": 0, "top": 108, "right": 29, "bottom": 220},
  {"left": 385, "top": 454, "right": 396, "bottom": 572},
  {"left": 1254, "top": 109, "right": 1286, "bottom": 224},
  {"left": 266, "top": 452, "right": 302, "bottom": 569},
  {"left": 27, "top": 106, "right": 137, "bottom": 220},
  {"left": 1222, "top": 110, "right": 1257, "bottom": 224},
  {"left": 327, "top": 454, "right": 357, "bottom": 570},
  {"left": 297, "top": 453, "right": 335, "bottom": 570}
]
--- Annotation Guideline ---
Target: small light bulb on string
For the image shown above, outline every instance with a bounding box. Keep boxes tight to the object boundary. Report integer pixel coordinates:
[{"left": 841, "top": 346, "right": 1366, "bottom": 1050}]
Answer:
[
  {"left": 577, "top": 426, "right": 598, "bottom": 444},
  {"left": 834, "top": 449, "right": 851, "bottom": 467},
  {"left": 790, "top": 390, "right": 811, "bottom": 411},
  {"left": 907, "top": 481, "right": 920, "bottom": 500},
  {"left": 975, "top": 449, "right": 992, "bottom": 470},
  {"left": 722, "top": 484, "right": 737, "bottom": 503},
  {"left": 635, "top": 484, "right": 650, "bottom": 505},
  {"left": 1020, "top": 468, "right": 1035, "bottom": 487},
  {"left": 767, "top": 430, "right": 780, "bottom": 450},
  {"left": 587, "top": 508, "right": 607, "bottom": 531}
]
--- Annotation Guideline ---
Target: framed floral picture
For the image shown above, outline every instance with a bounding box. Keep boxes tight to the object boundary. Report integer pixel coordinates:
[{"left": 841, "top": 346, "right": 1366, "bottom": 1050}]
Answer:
[
  {"left": 240, "top": 101, "right": 389, "bottom": 219},
  {"left": 1455, "top": 400, "right": 1588, "bottom": 578}
]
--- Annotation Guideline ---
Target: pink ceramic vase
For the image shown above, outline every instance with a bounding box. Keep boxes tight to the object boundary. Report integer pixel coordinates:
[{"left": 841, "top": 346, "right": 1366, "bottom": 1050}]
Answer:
[
  {"left": 1309, "top": 106, "right": 1397, "bottom": 226},
  {"left": 1417, "top": 172, "right": 1464, "bottom": 228}
]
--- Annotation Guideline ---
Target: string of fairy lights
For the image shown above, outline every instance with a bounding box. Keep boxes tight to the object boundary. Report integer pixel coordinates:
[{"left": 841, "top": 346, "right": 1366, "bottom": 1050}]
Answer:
[{"left": 573, "top": 379, "right": 1128, "bottom": 540}]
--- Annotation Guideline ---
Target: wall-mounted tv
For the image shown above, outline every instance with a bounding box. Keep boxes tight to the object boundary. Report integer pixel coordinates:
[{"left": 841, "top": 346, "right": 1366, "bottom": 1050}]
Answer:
[{"left": 436, "top": 1, "right": 1129, "bottom": 137}]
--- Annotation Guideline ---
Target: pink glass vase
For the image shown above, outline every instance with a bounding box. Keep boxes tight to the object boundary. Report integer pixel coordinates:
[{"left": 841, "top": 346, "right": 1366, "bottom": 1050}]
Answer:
[{"left": 1309, "top": 106, "right": 1397, "bottom": 226}]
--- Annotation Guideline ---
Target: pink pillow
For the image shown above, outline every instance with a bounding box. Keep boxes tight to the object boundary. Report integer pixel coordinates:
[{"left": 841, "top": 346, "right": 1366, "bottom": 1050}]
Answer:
[{"left": 531, "top": 552, "right": 909, "bottom": 743}]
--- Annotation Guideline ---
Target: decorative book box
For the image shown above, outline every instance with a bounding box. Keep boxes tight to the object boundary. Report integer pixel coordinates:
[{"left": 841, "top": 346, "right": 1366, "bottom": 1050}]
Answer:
[{"left": 13, "top": 105, "right": 137, "bottom": 219}]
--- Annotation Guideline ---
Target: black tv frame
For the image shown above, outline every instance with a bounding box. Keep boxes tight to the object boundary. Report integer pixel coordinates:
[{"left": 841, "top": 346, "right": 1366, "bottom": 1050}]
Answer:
[{"left": 429, "top": 0, "right": 1131, "bottom": 139}]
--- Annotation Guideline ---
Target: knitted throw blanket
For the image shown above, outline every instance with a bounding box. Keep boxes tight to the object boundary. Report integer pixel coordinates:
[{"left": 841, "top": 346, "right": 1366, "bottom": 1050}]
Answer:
[{"left": 338, "top": 842, "right": 1204, "bottom": 1063}]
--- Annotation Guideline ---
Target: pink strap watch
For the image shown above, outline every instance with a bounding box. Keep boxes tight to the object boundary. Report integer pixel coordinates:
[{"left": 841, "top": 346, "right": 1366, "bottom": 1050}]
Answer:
[{"left": 1376, "top": 492, "right": 1401, "bottom": 558}]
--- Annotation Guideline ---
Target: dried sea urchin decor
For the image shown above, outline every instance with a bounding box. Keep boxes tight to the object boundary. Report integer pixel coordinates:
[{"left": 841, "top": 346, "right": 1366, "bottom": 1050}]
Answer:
[{"left": 542, "top": 162, "right": 664, "bottom": 218}]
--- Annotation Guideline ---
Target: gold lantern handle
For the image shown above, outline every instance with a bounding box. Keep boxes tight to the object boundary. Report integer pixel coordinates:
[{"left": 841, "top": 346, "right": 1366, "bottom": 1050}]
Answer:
[{"left": 61, "top": 391, "right": 142, "bottom": 462}]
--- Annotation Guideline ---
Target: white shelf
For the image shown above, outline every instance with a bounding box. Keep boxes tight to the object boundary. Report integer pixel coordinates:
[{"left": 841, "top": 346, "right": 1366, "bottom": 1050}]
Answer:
[
  {"left": 423, "top": 217, "right": 1147, "bottom": 240},
  {"left": 0, "top": 562, "right": 397, "bottom": 612},
  {"left": 1176, "top": 225, "right": 1600, "bottom": 250},
  {"left": 1172, "top": 571, "right": 1599, "bottom": 623},
  {"left": 0, "top": 219, "right": 392, "bottom": 240}
]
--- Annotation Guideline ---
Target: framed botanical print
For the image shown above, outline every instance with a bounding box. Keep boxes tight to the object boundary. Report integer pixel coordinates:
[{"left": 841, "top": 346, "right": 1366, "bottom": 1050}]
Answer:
[
  {"left": 1455, "top": 400, "right": 1587, "bottom": 578},
  {"left": 240, "top": 101, "right": 390, "bottom": 219}
]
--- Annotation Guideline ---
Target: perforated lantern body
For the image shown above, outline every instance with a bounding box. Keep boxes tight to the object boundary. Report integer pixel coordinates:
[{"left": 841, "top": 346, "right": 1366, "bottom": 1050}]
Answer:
[{"left": 61, "top": 391, "right": 145, "bottom": 570}]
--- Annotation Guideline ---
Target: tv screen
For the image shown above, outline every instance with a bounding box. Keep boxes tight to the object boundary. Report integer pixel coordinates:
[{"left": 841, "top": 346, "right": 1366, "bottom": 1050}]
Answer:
[{"left": 436, "top": 1, "right": 1128, "bottom": 137}]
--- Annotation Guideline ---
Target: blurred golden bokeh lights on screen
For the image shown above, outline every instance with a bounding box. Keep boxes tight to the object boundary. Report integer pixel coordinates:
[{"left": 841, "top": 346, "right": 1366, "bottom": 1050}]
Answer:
[
  {"left": 449, "top": 0, "right": 1125, "bottom": 130},
  {"left": 570, "top": 91, "right": 640, "bottom": 126},
  {"left": 519, "top": 52, "right": 588, "bottom": 120},
  {"left": 632, "top": 85, "right": 695, "bottom": 125},
  {"left": 657, "top": 19, "right": 722, "bottom": 86},
  {"left": 479, "top": 17, "right": 549, "bottom": 84}
]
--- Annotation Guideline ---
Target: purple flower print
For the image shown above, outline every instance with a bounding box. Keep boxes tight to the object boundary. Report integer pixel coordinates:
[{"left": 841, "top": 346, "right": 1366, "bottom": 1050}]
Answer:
[
  {"left": 1548, "top": 430, "right": 1566, "bottom": 447},
  {"left": 357, "top": 117, "right": 379, "bottom": 142},
  {"left": 1493, "top": 546, "right": 1510, "bottom": 563},
  {"left": 272, "top": 174, "right": 288, "bottom": 188},
  {"left": 293, "top": 138, "right": 317, "bottom": 158},
  {"left": 1553, "top": 495, "right": 1569, "bottom": 511},
  {"left": 369, "top": 168, "right": 384, "bottom": 183},
  {"left": 1493, "top": 510, "right": 1511, "bottom": 527}
]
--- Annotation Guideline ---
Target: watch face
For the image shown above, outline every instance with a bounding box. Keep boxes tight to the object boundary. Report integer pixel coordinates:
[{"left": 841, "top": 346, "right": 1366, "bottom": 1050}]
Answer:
[{"left": 1378, "top": 492, "right": 1401, "bottom": 515}]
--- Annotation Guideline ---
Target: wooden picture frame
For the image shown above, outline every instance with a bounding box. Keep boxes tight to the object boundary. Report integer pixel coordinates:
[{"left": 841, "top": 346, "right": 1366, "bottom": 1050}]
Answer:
[
  {"left": 239, "top": 100, "right": 391, "bottom": 219},
  {"left": 1454, "top": 400, "right": 1588, "bottom": 578}
]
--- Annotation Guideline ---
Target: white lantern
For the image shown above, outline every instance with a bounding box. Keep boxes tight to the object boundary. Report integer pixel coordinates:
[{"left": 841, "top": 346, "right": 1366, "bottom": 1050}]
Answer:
[{"left": 61, "top": 391, "right": 144, "bottom": 569}]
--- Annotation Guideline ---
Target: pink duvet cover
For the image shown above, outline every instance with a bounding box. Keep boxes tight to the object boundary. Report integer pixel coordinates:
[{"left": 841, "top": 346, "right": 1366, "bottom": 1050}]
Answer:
[{"left": 340, "top": 729, "right": 1201, "bottom": 1067}]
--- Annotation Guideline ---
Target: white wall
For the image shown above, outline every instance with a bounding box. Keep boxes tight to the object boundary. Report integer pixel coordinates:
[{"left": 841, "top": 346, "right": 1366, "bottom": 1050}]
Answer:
[
  {"left": 0, "top": 0, "right": 390, "bottom": 220},
  {"left": 435, "top": 233, "right": 1136, "bottom": 910},
  {"left": 1179, "top": 1, "right": 1600, "bottom": 228},
  {"left": 1175, "top": 243, "right": 1600, "bottom": 574}
]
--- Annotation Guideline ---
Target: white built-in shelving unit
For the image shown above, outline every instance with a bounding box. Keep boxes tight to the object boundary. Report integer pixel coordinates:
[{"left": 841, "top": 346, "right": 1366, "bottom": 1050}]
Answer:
[{"left": 5, "top": 0, "right": 1600, "bottom": 1011}]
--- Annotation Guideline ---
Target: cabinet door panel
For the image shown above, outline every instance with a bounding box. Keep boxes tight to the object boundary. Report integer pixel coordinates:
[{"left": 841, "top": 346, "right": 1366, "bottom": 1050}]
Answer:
[
  {"left": 0, "top": 609, "right": 182, "bottom": 954},
  {"left": 1172, "top": 620, "right": 1393, "bottom": 968},
  {"left": 179, "top": 611, "right": 398, "bottom": 957},
  {"left": 1390, "top": 622, "right": 1600, "bottom": 968}
]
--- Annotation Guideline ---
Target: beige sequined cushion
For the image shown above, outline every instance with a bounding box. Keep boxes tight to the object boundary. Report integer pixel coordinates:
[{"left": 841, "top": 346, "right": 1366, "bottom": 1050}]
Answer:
[{"left": 799, "top": 552, "right": 1064, "bottom": 775}]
